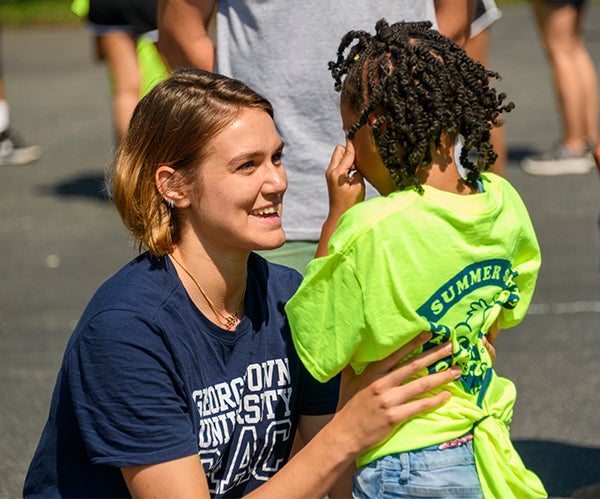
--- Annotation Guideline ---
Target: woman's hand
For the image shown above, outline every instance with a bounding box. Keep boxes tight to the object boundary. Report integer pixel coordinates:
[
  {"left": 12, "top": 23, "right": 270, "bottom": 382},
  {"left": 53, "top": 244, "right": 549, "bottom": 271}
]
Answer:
[
  {"left": 332, "top": 332, "right": 462, "bottom": 457},
  {"left": 482, "top": 336, "right": 496, "bottom": 364},
  {"left": 316, "top": 140, "right": 365, "bottom": 257}
]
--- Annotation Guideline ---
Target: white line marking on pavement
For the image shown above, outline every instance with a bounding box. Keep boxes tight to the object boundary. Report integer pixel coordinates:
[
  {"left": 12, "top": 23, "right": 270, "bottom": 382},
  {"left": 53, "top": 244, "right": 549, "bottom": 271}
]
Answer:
[{"left": 528, "top": 301, "right": 600, "bottom": 315}]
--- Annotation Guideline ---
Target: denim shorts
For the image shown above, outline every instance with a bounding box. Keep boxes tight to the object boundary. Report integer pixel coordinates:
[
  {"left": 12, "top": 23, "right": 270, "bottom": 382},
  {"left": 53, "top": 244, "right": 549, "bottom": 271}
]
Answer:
[{"left": 353, "top": 439, "right": 483, "bottom": 498}]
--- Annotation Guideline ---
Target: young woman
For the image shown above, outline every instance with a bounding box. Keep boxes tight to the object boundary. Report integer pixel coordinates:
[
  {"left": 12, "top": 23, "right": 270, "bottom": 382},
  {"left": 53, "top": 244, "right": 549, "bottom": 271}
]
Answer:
[{"left": 23, "top": 68, "right": 464, "bottom": 499}]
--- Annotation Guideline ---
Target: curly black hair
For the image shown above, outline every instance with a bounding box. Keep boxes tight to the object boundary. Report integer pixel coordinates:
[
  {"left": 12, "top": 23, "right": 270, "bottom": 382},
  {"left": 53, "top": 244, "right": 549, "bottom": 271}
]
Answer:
[{"left": 329, "top": 19, "right": 514, "bottom": 190}]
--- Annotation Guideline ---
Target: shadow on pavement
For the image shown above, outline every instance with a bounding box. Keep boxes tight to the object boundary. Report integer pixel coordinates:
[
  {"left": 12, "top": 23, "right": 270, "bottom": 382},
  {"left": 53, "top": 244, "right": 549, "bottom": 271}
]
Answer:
[
  {"left": 507, "top": 145, "right": 538, "bottom": 164},
  {"left": 38, "top": 172, "right": 111, "bottom": 201},
  {"left": 515, "top": 439, "right": 600, "bottom": 498}
]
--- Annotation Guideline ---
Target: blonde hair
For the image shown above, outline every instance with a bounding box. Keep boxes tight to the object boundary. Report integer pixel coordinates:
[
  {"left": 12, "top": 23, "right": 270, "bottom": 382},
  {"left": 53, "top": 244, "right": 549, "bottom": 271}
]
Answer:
[{"left": 109, "top": 69, "right": 274, "bottom": 256}]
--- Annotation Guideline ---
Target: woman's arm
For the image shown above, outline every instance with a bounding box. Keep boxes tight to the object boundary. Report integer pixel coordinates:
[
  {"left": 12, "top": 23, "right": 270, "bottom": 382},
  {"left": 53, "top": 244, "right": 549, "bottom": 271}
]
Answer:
[
  {"left": 248, "top": 337, "right": 459, "bottom": 499},
  {"left": 296, "top": 414, "right": 354, "bottom": 499},
  {"left": 121, "top": 335, "right": 460, "bottom": 498},
  {"left": 487, "top": 321, "right": 500, "bottom": 345},
  {"left": 122, "top": 455, "right": 209, "bottom": 499}
]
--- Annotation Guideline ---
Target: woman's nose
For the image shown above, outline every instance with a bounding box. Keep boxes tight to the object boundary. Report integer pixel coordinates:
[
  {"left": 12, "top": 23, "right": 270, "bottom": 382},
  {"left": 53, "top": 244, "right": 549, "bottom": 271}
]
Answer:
[{"left": 264, "top": 162, "right": 287, "bottom": 193}]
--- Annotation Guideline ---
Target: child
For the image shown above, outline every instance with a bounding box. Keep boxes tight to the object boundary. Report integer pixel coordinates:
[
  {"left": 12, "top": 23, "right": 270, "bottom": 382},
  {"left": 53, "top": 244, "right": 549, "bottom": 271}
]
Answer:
[{"left": 286, "top": 20, "right": 547, "bottom": 498}]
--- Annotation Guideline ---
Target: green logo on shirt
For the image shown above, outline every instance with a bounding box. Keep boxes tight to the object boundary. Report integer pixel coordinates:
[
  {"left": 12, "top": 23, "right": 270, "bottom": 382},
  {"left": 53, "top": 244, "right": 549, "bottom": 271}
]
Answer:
[{"left": 417, "top": 259, "right": 519, "bottom": 397}]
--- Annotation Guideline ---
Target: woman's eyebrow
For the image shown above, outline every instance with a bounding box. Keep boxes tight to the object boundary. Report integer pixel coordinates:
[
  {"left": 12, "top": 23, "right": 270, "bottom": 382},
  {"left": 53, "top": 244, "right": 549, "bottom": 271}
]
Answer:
[{"left": 228, "top": 141, "right": 285, "bottom": 164}]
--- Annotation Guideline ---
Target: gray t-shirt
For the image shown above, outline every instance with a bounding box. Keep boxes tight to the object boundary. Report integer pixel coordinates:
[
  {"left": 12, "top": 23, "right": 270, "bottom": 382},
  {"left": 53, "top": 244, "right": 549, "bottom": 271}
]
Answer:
[{"left": 215, "top": 1, "right": 437, "bottom": 240}]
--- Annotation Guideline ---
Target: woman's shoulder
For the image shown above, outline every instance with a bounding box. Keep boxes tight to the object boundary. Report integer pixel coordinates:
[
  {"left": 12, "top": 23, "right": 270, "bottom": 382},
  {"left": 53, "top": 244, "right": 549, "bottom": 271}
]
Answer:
[
  {"left": 93, "top": 253, "right": 175, "bottom": 307},
  {"left": 63, "top": 253, "right": 183, "bottom": 357},
  {"left": 74, "top": 253, "right": 179, "bottom": 333}
]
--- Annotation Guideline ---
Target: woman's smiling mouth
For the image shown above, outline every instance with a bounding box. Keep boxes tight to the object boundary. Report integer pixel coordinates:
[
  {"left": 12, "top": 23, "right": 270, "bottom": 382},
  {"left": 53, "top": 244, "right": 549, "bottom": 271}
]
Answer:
[{"left": 251, "top": 205, "right": 280, "bottom": 217}]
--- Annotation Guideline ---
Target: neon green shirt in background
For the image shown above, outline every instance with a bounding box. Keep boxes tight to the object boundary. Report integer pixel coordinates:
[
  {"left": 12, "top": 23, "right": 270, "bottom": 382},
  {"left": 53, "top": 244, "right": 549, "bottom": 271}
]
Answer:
[{"left": 286, "top": 173, "right": 547, "bottom": 498}]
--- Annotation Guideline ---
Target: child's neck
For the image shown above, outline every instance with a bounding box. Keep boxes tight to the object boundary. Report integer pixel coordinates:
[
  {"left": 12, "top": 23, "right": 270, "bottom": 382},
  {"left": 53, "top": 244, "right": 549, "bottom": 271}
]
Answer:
[{"left": 417, "top": 134, "right": 479, "bottom": 195}]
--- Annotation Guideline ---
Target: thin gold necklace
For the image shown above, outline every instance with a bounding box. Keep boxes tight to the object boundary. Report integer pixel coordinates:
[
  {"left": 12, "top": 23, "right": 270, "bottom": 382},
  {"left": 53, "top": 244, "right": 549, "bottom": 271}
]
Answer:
[{"left": 170, "top": 253, "right": 246, "bottom": 330}]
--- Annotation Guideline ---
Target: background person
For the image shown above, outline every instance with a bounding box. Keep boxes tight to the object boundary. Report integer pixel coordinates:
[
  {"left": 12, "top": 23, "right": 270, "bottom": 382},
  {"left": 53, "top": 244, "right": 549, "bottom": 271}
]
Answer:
[
  {"left": 157, "top": 0, "right": 475, "bottom": 273},
  {"left": 0, "top": 24, "right": 41, "bottom": 166},
  {"left": 521, "top": 0, "right": 598, "bottom": 176},
  {"left": 463, "top": 0, "right": 507, "bottom": 176},
  {"left": 73, "top": 0, "right": 167, "bottom": 143}
]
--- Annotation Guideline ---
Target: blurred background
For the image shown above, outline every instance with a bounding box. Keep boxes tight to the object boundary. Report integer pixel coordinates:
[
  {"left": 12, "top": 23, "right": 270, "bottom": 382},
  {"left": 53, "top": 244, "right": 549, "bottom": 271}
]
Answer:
[{"left": 0, "top": 1, "right": 599, "bottom": 497}]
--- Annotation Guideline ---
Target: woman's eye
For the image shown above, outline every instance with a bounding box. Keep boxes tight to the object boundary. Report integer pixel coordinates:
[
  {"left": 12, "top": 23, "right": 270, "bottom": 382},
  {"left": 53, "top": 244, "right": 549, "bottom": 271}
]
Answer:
[
  {"left": 237, "top": 161, "right": 255, "bottom": 171},
  {"left": 272, "top": 152, "right": 285, "bottom": 165}
]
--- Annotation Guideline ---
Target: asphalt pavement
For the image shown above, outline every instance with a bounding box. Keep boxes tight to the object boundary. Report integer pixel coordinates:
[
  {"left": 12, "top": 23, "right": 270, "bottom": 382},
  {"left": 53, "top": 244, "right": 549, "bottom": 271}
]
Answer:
[{"left": 1, "top": 4, "right": 599, "bottom": 498}]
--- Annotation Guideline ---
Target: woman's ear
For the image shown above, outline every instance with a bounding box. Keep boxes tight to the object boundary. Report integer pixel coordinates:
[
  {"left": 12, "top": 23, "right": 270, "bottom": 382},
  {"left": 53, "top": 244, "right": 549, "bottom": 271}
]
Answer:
[{"left": 156, "top": 165, "right": 191, "bottom": 208}]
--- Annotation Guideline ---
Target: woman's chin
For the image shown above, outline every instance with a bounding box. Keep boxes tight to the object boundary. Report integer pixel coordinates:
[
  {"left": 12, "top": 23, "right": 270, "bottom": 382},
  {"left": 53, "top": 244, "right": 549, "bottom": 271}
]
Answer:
[{"left": 254, "top": 232, "right": 287, "bottom": 252}]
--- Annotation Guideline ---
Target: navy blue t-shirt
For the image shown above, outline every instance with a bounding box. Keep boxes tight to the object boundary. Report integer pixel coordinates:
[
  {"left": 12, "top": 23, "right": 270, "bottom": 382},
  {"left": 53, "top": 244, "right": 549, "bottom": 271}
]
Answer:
[{"left": 24, "top": 252, "right": 339, "bottom": 498}]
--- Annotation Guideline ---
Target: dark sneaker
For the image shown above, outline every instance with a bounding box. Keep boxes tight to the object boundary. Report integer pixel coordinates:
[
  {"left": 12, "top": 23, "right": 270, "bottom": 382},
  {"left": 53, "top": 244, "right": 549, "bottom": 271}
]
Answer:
[
  {"left": 521, "top": 143, "right": 594, "bottom": 176},
  {"left": 0, "top": 129, "right": 42, "bottom": 166}
]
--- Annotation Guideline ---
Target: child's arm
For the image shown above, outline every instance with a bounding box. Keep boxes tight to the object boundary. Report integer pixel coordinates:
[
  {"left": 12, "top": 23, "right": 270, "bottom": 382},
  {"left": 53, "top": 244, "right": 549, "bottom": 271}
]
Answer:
[{"left": 316, "top": 140, "right": 365, "bottom": 257}]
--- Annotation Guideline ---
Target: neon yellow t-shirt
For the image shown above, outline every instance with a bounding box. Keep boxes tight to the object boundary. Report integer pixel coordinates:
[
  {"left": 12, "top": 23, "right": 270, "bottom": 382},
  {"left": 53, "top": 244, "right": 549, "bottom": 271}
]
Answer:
[{"left": 286, "top": 173, "right": 546, "bottom": 498}]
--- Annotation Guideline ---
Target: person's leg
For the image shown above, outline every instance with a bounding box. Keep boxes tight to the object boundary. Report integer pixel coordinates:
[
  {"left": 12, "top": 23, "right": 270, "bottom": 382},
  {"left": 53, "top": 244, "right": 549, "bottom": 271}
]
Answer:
[
  {"left": 0, "top": 76, "right": 8, "bottom": 132},
  {"left": 97, "top": 31, "right": 141, "bottom": 141},
  {"left": 532, "top": 0, "right": 595, "bottom": 151},
  {"left": 0, "top": 26, "right": 9, "bottom": 132},
  {"left": 0, "top": 30, "right": 41, "bottom": 166},
  {"left": 522, "top": 0, "right": 596, "bottom": 174},
  {"left": 575, "top": 11, "right": 599, "bottom": 146},
  {"left": 464, "top": 28, "right": 508, "bottom": 176}
]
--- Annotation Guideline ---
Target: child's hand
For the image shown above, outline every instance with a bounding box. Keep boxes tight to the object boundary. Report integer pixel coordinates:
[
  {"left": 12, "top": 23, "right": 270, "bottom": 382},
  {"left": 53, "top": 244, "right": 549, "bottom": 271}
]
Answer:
[
  {"left": 325, "top": 140, "right": 365, "bottom": 221},
  {"left": 315, "top": 140, "right": 366, "bottom": 258}
]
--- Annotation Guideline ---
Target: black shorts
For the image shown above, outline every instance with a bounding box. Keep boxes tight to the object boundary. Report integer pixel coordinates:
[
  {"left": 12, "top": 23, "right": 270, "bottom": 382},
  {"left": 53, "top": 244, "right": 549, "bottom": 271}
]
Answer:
[
  {"left": 88, "top": 0, "right": 158, "bottom": 36},
  {"left": 538, "top": 0, "right": 586, "bottom": 8},
  {"left": 474, "top": 0, "right": 487, "bottom": 20}
]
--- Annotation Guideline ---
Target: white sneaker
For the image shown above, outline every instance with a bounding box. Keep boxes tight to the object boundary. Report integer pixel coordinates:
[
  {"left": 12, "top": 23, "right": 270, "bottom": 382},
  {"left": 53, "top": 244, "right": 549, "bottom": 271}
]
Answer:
[
  {"left": 0, "top": 129, "right": 42, "bottom": 166},
  {"left": 521, "top": 143, "right": 594, "bottom": 176}
]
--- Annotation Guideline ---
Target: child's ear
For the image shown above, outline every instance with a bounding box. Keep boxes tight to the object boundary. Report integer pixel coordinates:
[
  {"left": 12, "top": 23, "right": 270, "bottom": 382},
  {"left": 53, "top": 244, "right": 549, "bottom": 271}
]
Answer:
[
  {"left": 367, "top": 112, "right": 388, "bottom": 139},
  {"left": 368, "top": 111, "right": 388, "bottom": 132}
]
